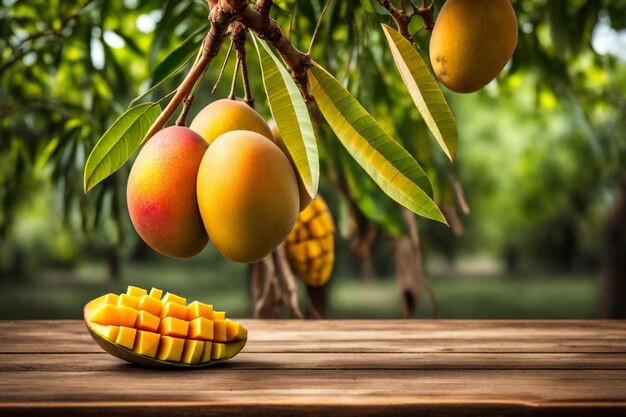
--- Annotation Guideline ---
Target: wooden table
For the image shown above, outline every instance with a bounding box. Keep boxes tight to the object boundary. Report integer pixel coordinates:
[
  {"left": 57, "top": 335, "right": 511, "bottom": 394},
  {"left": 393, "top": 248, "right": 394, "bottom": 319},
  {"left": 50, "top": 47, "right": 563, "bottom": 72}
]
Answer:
[{"left": 0, "top": 320, "right": 625, "bottom": 416}]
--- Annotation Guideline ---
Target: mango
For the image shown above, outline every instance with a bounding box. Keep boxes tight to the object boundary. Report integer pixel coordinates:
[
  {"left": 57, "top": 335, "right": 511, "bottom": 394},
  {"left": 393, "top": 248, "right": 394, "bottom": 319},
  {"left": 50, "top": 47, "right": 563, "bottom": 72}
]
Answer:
[
  {"left": 429, "top": 0, "right": 518, "bottom": 93},
  {"left": 268, "top": 119, "right": 313, "bottom": 211},
  {"left": 285, "top": 196, "right": 335, "bottom": 286},
  {"left": 190, "top": 99, "right": 274, "bottom": 145},
  {"left": 197, "top": 130, "right": 299, "bottom": 263},
  {"left": 127, "top": 126, "right": 208, "bottom": 258},
  {"left": 84, "top": 285, "right": 247, "bottom": 368}
]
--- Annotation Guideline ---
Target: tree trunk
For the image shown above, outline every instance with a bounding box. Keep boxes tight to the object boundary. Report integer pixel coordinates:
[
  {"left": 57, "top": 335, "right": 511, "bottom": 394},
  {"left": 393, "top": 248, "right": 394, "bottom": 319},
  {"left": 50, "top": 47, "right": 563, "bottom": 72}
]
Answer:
[
  {"left": 394, "top": 207, "right": 436, "bottom": 319},
  {"left": 599, "top": 178, "right": 626, "bottom": 318}
]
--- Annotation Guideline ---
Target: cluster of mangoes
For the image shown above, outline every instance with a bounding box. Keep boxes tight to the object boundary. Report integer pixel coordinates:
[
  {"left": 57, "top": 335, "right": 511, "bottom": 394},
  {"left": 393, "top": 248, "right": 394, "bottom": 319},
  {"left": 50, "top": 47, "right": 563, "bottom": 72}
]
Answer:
[
  {"left": 429, "top": 0, "right": 518, "bottom": 93},
  {"left": 127, "top": 99, "right": 307, "bottom": 263},
  {"left": 285, "top": 196, "right": 335, "bottom": 287}
]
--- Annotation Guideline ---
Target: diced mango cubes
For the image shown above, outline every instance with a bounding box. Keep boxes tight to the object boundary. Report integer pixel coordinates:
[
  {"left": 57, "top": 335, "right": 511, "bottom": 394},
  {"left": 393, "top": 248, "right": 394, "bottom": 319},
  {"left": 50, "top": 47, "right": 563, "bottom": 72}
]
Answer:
[
  {"left": 115, "top": 326, "right": 137, "bottom": 350},
  {"left": 149, "top": 287, "right": 163, "bottom": 300},
  {"left": 85, "top": 285, "right": 247, "bottom": 366},
  {"left": 188, "top": 317, "right": 214, "bottom": 340},
  {"left": 136, "top": 310, "right": 160, "bottom": 332},
  {"left": 156, "top": 336, "right": 185, "bottom": 362},
  {"left": 137, "top": 294, "right": 161, "bottom": 316},
  {"left": 187, "top": 301, "right": 213, "bottom": 320},
  {"left": 182, "top": 339, "right": 204, "bottom": 364},
  {"left": 158, "top": 317, "right": 189, "bottom": 338},
  {"left": 126, "top": 286, "right": 147, "bottom": 297},
  {"left": 134, "top": 330, "right": 160, "bottom": 358},
  {"left": 162, "top": 292, "right": 186, "bottom": 306},
  {"left": 118, "top": 293, "right": 139, "bottom": 309},
  {"left": 213, "top": 320, "right": 227, "bottom": 342},
  {"left": 161, "top": 301, "right": 188, "bottom": 320}
]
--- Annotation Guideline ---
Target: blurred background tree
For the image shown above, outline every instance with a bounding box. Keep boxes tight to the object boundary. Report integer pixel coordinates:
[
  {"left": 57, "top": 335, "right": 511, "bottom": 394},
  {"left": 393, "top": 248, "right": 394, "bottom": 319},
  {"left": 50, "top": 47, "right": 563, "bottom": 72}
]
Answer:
[{"left": 1, "top": 0, "right": 624, "bottom": 318}]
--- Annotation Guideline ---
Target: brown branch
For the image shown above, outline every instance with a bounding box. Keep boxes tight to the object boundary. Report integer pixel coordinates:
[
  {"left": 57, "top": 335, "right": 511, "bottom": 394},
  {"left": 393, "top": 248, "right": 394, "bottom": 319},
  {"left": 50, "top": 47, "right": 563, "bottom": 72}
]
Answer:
[
  {"left": 376, "top": 0, "right": 435, "bottom": 39},
  {"left": 143, "top": 0, "right": 244, "bottom": 142},
  {"left": 273, "top": 245, "right": 304, "bottom": 319},
  {"left": 254, "top": 0, "right": 273, "bottom": 16},
  {"left": 239, "top": 4, "right": 312, "bottom": 99},
  {"left": 175, "top": 94, "right": 195, "bottom": 126},
  {"left": 232, "top": 22, "right": 254, "bottom": 108}
]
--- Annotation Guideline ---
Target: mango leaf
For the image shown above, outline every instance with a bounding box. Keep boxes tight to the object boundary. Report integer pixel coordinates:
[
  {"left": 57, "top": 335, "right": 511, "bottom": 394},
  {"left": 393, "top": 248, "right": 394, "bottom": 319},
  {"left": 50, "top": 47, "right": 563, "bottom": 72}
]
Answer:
[
  {"left": 382, "top": 24, "right": 458, "bottom": 161},
  {"left": 130, "top": 24, "right": 208, "bottom": 107},
  {"left": 252, "top": 35, "right": 319, "bottom": 198},
  {"left": 308, "top": 63, "right": 446, "bottom": 224},
  {"left": 84, "top": 103, "right": 161, "bottom": 193}
]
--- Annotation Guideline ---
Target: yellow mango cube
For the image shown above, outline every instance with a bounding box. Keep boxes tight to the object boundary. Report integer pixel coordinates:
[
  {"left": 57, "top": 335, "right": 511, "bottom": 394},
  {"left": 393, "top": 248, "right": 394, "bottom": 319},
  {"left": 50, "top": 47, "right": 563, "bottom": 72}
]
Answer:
[
  {"left": 91, "top": 293, "right": 119, "bottom": 310},
  {"left": 118, "top": 294, "right": 139, "bottom": 309},
  {"left": 287, "top": 242, "right": 307, "bottom": 263},
  {"left": 156, "top": 336, "right": 185, "bottom": 362},
  {"left": 158, "top": 316, "right": 189, "bottom": 338},
  {"left": 213, "top": 320, "right": 227, "bottom": 342},
  {"left": 162, "top": 292, "right": 186, "bottom": 306},
  {"left": 188, "top": 317, "right": 214, "bottom": 340},
  {"left": 213, "top": 311, "right": 226, "bottom": 321},
  {"left": 149, "top": 287, "right": 163, "bottom": 300},
  {"left": 136, "top": 310, "right": 160, "bottom": 332},
  {"left": 306, "top": 240, "right": 323, "bottom": 259},
  {"left": 137, "top": 294, "right": 161, "bottom": 316},
  {"left": 90, "top": 323, "right": 120, "bottom": 341},
  {"left": 299, "top": 204, "right": 316, "bottom": 223},
  {"left": 225, "top": 320, "right": 247, "bottom": 342},
  {"left": 321, "top": 234, "right": 333, "bottom": 252},
  {"left": 187, "top": 301, "right": 213, "bottom": 320},
  {"left": 161, "top": 301, "right": 188, "bottom": 320},
  {"left": 211, "top": 343, "right": 226, "bottom": 360},
  {"left": 115, "top": 326, "right": 137, "bottom": 350},
  {"left": 181, "top": 339, "right": 204, "bottom": 364},
  {"left": 200, "top": 341, "right": 213, "bottom": 363},
  {"left": 126, "top": 286, "right": 147, "bottom": 297},
  {"left": 134, "top": 330, "right": 160, "bottom": 358},
  {"left": 89, "top": 304, "right": 137, "bottom": 328},
  {"left": 308, "top": 216, "right": 326, "bottom": 238}
]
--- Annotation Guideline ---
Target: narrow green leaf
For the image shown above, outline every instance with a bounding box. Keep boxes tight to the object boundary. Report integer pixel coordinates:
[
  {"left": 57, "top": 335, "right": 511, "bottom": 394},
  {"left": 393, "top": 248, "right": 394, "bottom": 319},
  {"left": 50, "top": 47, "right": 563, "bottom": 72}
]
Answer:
[
  {"left": 130, "top": 25, "right": 208, "bottom": 107},
  {"left": 382, "top": 24, "right": 458, "bottom": 161},
  {"left": 251, "top": 35, "right": 319, "bottom": 198},
  {"left": 308, "top": 63, "right": 446, "bottom": 224},
  {"left": 84, "top": 103, "right": 161, "bottom": 193}
]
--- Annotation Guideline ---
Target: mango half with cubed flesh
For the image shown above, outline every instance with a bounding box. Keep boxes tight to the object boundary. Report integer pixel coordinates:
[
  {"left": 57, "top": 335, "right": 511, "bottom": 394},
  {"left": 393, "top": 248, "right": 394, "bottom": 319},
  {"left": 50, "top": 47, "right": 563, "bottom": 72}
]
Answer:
[{"left": 84, "top": 285, "right": 247, "bottom": 368}]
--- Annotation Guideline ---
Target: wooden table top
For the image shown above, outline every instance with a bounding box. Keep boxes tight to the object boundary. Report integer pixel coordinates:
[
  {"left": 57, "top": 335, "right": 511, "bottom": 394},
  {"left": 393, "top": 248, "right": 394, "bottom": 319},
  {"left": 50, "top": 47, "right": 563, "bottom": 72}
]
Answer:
[{"left": 0, "top": 320, "right": 625, "bottom": 416}]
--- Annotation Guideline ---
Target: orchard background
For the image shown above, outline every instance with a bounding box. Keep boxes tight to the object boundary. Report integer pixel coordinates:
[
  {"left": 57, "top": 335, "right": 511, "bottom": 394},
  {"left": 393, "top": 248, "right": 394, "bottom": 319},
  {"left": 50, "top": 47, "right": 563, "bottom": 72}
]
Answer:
[{"left": 1, "top": 0, "right": 625, "bottom": 319}]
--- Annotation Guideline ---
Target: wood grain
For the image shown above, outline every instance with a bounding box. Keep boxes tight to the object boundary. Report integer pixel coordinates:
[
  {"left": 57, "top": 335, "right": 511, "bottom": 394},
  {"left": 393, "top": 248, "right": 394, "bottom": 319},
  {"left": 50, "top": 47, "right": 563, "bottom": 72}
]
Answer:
[{"left": 0, "top": 320, "right": 624, "bottom": 417}]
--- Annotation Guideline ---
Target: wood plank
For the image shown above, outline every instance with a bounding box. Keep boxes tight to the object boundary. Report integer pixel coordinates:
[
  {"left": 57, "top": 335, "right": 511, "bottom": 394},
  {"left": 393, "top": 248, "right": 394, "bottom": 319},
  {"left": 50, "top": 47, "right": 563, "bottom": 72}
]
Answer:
[
  {"left": 1, "top": 321, "right": 625, "bottom": 354},
  {"left": 0, "top": 370, "right": 624, "bottom": 405},
  {"left": 1, "top": 352, "right": 626, "bottom": 372}
]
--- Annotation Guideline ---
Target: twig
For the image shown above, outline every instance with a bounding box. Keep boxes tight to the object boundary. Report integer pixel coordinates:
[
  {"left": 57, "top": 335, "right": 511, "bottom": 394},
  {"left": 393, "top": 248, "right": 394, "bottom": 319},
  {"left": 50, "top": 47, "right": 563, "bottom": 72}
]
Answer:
[
  {"left": 211, "top": 39, "right": 234, "bottom": 93},
  {"left": 175, "top": 95, "right": 195, "bottom": 126},
  {"left": 229, "top": 56, "right": 240, "bottom": 100},
  {"left": 232, "top": 22, "right": 254, "bottom": 108},
  {"left": 274, "top": 245, "right": 304, "bottom": 319},
  {"left": 288, "top": 2, "right": 297, "bottom": 41},
  {"left": 308, "top": 0, "right": 332, "bottom": 55},
  {"left": 143, "top": 0, "right": 241, "bottom": 142},
  {"left": 376, "top": 0, "right": 435, "bottom": 39}
]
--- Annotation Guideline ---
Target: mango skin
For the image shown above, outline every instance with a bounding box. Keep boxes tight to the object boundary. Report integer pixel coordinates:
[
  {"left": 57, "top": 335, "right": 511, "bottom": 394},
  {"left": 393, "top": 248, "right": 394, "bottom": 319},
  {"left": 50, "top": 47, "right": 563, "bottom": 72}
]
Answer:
[
  {"left": 127, "top": 126, "right": 209, "bottom": 259},
  {"left": 269, "top": 119, "right": 313, "bottom": 212},
  {"left": 429, "top": 0, "right": 518, "bottom": 93},
  {"left": 190, "top": 99, "right": 274, "bottom": 145},
  {"left": 197, "top": 130, "right": 299, "bottom": 263}
]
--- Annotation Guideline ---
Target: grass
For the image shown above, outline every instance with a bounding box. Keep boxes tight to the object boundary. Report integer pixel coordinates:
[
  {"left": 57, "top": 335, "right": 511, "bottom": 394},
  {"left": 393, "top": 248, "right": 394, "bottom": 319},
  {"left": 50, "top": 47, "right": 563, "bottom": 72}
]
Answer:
[{"left": 0, "top": 259, "right": 598, "bottom": 319}]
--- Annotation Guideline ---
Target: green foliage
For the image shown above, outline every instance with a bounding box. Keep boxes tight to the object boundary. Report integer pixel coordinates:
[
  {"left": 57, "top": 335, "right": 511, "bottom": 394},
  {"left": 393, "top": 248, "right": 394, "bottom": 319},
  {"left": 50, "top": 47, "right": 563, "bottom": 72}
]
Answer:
[{"left": 252, "top": 35, "right": 319, "bottom": 198}]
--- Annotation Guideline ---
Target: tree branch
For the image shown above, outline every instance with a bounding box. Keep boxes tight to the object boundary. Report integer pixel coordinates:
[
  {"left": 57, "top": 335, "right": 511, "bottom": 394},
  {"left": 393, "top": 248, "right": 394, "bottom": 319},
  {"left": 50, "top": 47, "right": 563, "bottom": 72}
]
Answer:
[
  {"left": 376, "top": 0, "right": 435, "bottom": 39},
  {"left": 143, "top": 0, "right": 244, "bottom": 142},
  {"left": 232, "top": 22, "right": 254, "bottom": 108}
]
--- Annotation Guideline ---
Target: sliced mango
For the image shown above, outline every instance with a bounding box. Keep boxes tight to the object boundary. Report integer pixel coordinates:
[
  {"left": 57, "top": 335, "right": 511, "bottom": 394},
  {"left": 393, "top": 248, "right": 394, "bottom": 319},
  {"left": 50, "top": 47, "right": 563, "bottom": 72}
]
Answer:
[
  {"left": 84, "top": 286, "right": 247, "bottom": 368},
  {"left": 134, "top": 330, "right": 160, "bottom": 358},
  {"left": 182, "top": 339, "right": 204, "bottom": 364},
  {"left": 156, "top": 336, "right": 185, "bottom": 362},
  {"left": 115, "top": 326, "right": 137, "bottom": 350},
  {"left": 161, "top": 301, "right": 188, "bottom": 320}
]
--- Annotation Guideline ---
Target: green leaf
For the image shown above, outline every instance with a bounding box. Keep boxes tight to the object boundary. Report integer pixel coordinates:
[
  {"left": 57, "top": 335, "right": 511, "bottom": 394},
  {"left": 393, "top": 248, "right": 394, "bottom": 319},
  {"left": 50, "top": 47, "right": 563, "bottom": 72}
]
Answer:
[
  {"left": 308, "top": 63, "right": 446, "bottom": 224},
  {"left": 252, "top": 35, "right": 319, "bottom": 198},
  {"left": 130, "top": 25, "right": 208, "bottom": 107},
  {"left": 382, "top": 24, "right": 458, "bottom": 161},
  {"left": 83, "top": 103, "right": 161, "bottom": 193}
]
